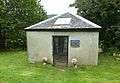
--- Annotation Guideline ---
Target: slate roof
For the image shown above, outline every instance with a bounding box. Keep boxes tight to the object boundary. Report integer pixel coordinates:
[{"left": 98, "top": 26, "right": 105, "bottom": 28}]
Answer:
[{"left": 25, "top": 12, "right": 101, "bottom": 30}]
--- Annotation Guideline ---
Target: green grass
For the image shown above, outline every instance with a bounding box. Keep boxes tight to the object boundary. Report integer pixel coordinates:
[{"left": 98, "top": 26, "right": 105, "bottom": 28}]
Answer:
[{"left": 0, "top": 51, "right": 120, "bottom": 83}]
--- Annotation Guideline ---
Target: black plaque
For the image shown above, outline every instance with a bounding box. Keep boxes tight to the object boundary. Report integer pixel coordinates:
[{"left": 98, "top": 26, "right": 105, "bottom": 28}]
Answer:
[{"left": 71, "top": 40, "right": 80, "bottom": 47}]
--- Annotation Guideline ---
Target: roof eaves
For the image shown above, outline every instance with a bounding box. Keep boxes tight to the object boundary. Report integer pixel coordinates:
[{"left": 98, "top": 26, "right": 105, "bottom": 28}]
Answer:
[
  {"left": 25, "top": 27, "right": 101, "bottom": 30},
  {"left": 25, "top": 27, "right": 101, "bottom": 32}
]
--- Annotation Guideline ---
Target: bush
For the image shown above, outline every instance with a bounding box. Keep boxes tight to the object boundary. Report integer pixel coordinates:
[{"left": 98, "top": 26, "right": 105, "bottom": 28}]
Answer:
[{"left": 104, "top": 47, "right": 120, "bottom": 56}]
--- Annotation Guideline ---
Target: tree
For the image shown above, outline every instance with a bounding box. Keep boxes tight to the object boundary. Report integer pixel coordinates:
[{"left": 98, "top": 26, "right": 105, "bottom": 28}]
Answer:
[
  {"left": 71, "top": 0, "right": 120, "bottom": 50},
  {"left": 0, "top": 0, "right": 47, "bottom": 50}
]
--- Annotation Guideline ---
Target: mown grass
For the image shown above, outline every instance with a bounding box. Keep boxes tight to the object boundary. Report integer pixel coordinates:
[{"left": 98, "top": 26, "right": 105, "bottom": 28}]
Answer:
[{"left": 0, "top": 51, "right": 120, "bottom": 83}]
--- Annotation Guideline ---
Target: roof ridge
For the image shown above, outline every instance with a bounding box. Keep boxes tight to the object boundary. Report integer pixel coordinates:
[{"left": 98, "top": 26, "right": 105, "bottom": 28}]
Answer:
[
  {"left": 69, "top": 12, "right": 101, "bottom": 28},
  {"left": 25, "top": 13, "right": 66, "bottom": 30}
]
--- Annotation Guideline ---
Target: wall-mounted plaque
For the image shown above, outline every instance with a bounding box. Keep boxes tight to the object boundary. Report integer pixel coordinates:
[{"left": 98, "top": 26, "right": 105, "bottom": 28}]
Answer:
[{"left": 70, "top": 40, "right": 80, "bottom": 47}]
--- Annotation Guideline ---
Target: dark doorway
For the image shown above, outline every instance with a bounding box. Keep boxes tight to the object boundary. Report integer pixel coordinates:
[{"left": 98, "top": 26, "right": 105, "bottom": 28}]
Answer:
[{"left": 53, "top": 36, "right": 68, "bottom": 66}]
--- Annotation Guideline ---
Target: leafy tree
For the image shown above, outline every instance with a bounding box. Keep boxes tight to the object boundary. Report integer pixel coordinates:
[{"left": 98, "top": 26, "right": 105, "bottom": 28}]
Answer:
[
  {"left": 0, "top": 0, "right": 47, "bottom": 50},
  {"left": 71, "top": 0, "right": 120, "bottom": 50}
]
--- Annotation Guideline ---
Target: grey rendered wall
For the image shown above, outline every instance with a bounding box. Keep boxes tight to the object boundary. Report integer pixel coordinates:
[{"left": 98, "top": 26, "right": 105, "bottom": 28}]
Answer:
[
  {"left": 26, "top": 32, "right": 53, "bottom": 63},
  {"left": 26, "top": 31, "right": 99, "bottom": 65}
]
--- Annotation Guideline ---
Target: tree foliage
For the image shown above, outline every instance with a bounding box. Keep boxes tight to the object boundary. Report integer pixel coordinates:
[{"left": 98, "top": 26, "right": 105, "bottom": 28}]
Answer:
[
  {"left": 0, "top": 0, "right": 47, "bottom": 49},
  {"left": 71, "top": 0, "right": 120, "bottom": 50}
]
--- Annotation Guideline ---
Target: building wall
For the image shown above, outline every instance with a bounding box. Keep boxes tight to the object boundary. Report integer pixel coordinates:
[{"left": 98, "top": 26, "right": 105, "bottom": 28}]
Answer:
[{"left": 26, "top": 31, "right": 99, "bottom": 65}]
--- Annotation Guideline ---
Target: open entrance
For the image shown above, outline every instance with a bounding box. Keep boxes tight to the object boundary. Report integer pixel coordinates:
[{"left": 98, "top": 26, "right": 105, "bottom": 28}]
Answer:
[{"left": 53, "top": 36, "right": 68, "bottom": 66}]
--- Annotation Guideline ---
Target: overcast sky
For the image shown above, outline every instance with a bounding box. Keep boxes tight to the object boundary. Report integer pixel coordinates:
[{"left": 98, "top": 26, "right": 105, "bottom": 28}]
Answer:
[{"left": 41, "top": 0, "right": 77, "bottom": 15}]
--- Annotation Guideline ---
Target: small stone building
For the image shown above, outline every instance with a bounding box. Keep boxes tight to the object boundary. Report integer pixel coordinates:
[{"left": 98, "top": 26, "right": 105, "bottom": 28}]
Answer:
[{"left": 25, "top": 12, "right": 101, "bottom": 66}]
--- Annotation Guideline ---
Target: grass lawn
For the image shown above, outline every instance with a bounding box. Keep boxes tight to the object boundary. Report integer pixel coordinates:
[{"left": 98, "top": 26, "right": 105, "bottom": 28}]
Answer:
[{"left": 0, "top": 51, "right": 120, "bottom": 83}]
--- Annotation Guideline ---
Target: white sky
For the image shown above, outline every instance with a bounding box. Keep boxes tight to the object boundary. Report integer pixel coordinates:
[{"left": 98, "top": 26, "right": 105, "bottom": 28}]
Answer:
[{"left": 41, "top": 0, "right": 77, "bottom": 15}]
